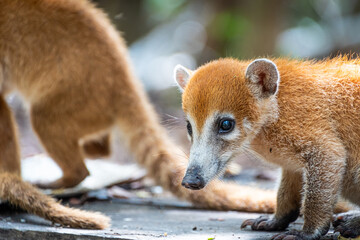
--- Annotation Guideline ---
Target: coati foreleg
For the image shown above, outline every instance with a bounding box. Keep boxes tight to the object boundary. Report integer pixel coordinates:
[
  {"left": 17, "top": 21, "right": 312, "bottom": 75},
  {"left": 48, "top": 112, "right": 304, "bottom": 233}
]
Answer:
[
  {"left": 272, "top": 144, "right": 346, "bottom": 240},
  {"left": 241, "top": 169, "right": 302, "bottom": 231}
]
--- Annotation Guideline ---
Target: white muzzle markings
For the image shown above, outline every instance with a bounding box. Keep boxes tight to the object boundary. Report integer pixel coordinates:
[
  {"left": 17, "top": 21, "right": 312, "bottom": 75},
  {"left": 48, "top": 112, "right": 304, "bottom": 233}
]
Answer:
[{"left": 185, "top": 112, "right": 241, "bottom": 185}]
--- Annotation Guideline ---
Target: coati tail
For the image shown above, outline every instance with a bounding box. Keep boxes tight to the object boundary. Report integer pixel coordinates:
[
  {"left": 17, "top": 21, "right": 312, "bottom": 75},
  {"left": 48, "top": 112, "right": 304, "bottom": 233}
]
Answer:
[{"left": 0, "top": 173, "right": 110, "bottom": 229}]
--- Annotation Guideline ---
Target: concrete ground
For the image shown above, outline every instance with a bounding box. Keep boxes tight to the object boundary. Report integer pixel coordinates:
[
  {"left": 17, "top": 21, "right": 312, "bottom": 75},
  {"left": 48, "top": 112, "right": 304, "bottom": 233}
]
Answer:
[{"left": 0, "top": 197, "right": 340, "bottom": 240}]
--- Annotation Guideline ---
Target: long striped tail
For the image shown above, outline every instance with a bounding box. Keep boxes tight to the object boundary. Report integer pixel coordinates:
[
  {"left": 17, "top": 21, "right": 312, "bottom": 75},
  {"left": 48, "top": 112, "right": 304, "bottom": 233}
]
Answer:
[{"left": 0, "top": 173, "right": 110, "bottom": 229}]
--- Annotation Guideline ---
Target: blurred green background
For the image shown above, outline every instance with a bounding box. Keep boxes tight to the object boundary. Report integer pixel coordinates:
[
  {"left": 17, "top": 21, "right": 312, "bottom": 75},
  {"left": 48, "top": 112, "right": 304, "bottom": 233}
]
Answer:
[{"left": 94, "top": 0, "right": 360, "bottom": 91}]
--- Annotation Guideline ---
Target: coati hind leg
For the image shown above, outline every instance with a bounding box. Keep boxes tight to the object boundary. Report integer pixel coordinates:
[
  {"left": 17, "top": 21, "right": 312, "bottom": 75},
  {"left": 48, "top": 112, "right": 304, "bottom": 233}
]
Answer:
[
  {"left": 0, "top": 95, "right": 21, "bottom": 175},
  {"left": 30, "top": 104, "right": 90, "bottom": 189}
]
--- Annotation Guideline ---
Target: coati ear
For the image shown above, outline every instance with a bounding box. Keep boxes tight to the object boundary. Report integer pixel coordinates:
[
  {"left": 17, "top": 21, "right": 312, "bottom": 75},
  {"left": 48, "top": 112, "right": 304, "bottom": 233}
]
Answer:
[
  {"left": 174, "top": 64, "right": 193, "bottom": 92},
  {"left": 245, "top": 58, "right": 280, "bottom": 99}
]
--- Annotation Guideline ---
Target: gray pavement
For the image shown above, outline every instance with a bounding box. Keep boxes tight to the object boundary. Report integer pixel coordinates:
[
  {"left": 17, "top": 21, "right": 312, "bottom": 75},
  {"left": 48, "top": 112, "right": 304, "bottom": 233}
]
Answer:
[{"left": 0, "top": 198, "right": 332, "bottom": 240}]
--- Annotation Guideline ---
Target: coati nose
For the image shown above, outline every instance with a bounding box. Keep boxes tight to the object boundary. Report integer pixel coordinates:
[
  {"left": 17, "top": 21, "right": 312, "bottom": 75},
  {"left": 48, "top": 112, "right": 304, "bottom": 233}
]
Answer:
[{"left": 181, "top": 174, "right": 205, "bottom": 190}]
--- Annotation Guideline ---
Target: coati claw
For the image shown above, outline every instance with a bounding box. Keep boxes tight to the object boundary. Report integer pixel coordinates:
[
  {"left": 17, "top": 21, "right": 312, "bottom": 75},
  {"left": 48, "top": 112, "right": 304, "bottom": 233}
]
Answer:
[
  {"left": 241, "top": 217, "right": 270, "bottom": 230},
  {"left": 240, "top": 219, "right": 256, "bottom": 229},
  {"left": 251, "top": 216, "right": 270, "bottom": 230}
]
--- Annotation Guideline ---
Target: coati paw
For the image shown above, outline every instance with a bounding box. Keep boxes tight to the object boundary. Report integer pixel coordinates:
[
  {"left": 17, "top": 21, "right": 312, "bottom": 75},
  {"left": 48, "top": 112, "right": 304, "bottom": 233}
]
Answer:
[
  {"left": 333, "top": 212, "right": 360, "bottom": 238},
  {"left": 241, "top": 216, "right": 288, "bottom": 231},
  {"left": 270, "top": 230, "right": 320, "bottom": 240},
  {"left": 332, "top": 211, "right": 360, "bottom": 228},
  {"left": 241, "top": 210, "right": 299, "bottom": 231}
]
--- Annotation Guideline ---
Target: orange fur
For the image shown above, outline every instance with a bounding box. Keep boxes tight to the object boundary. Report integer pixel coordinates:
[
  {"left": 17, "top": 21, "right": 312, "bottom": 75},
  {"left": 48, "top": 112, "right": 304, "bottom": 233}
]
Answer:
[{"left": 0, "top": 0, "right": 279, "bottom": 229}]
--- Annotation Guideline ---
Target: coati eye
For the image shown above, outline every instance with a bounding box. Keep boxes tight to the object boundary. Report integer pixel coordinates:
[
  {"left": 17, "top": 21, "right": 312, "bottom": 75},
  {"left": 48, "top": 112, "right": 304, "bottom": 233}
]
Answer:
[
  {"left": 218, "top": 118, "right": 235, "bottom": 134},
  {"left": 186, "top": 121, "right": 192, "bottom": 136}
]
